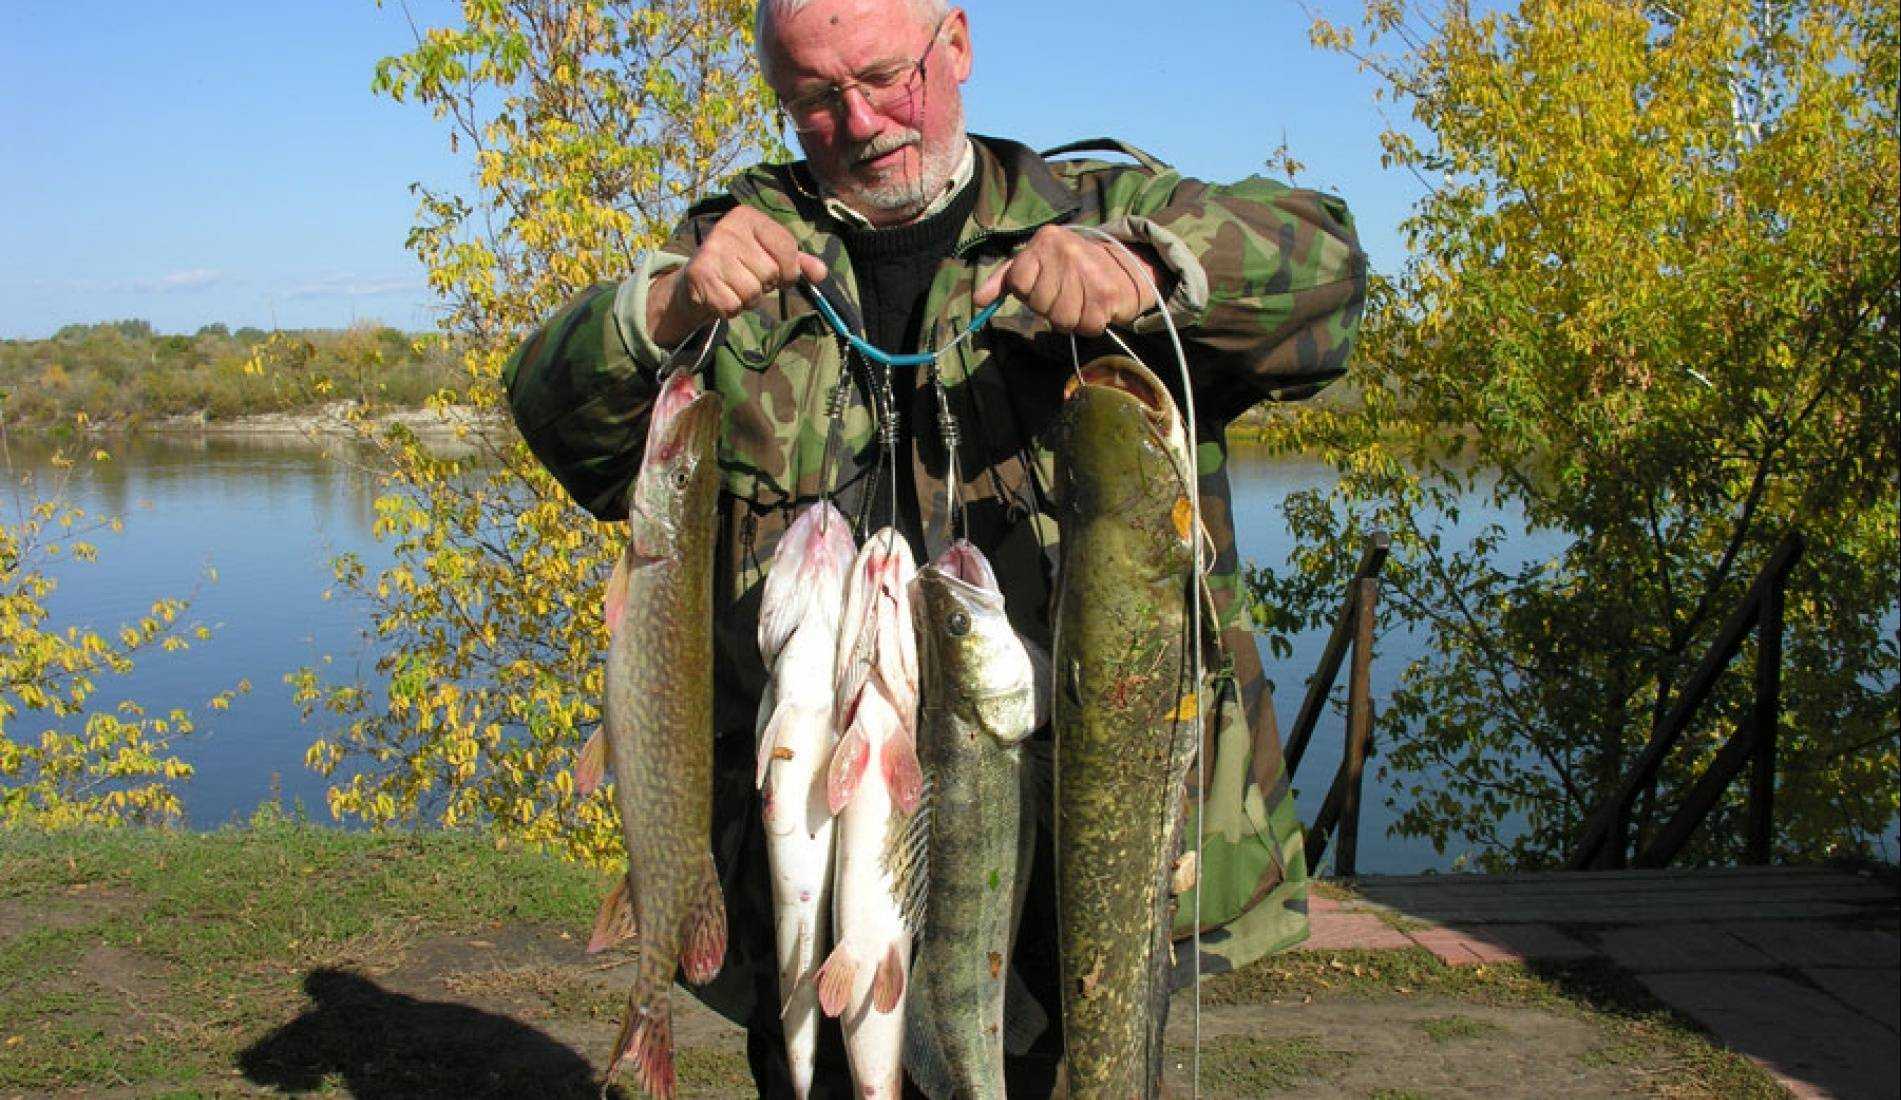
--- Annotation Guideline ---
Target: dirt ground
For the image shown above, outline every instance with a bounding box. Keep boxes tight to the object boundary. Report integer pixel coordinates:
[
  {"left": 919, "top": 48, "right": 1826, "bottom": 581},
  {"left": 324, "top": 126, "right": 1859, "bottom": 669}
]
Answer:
[{"left": 170, "top": 927, "right": 1693, "bottom": 1098}]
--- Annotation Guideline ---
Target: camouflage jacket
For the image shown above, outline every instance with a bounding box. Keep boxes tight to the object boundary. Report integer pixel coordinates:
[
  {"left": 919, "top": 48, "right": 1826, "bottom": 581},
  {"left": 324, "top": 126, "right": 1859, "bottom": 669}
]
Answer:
[{"left": 504, "top": 135, "right": 1365, "bottom": 1006}]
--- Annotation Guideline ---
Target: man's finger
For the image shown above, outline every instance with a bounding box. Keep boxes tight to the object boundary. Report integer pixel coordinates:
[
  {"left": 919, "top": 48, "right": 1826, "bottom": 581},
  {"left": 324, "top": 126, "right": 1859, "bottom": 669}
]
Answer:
[
  {"left": 973, "top": 260, "right": 1011, "bottom": 308},
  {"left": 797, "top": 252, "right": 829, "bottom": 285},
  {"left": 750, "top": 218, "right": 803, "bottom": 284},
  {"left": 1103, "top": 243, "right": 1158, "bottom": 315}
]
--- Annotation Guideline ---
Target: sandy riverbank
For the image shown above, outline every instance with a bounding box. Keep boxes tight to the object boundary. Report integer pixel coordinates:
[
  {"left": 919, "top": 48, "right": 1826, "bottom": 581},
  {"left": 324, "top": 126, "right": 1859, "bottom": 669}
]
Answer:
[{"left": 144, "top": 400, "right": 508, "bottom": 440}]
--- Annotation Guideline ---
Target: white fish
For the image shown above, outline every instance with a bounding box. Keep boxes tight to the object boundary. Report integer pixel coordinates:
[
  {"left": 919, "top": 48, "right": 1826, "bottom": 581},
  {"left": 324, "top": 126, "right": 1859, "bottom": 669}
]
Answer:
[
  {"left": 816, "top": 527, "right": 924, "bottom": 1099},
  {"left": 754, "top": 502, "right": 856, "bottom": 1099}
]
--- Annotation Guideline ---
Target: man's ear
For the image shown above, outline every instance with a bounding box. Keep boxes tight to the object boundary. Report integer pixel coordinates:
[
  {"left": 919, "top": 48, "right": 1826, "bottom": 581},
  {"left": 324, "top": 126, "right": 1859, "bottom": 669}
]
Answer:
[{"left": 944, "top": 8, "right": 973, "bottom": 83}]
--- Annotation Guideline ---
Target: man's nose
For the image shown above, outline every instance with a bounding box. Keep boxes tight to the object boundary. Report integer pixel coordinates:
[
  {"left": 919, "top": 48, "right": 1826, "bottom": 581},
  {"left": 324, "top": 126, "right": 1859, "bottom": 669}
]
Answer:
[{"left": 838, "top": 87, "right": 885, "bottom": 143}]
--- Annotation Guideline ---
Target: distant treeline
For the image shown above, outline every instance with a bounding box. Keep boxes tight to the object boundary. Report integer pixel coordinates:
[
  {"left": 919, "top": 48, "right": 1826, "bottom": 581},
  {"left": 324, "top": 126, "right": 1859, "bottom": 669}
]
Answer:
[{"left": 0, "top": 319, "right": 468, "bottom": 430}]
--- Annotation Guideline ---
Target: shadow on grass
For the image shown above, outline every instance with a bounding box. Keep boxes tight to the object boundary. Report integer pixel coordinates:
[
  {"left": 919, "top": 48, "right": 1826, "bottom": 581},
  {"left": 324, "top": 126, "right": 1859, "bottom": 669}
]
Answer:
[{"left": 239, "top": 968, "right": 602, "bottom": 1099}]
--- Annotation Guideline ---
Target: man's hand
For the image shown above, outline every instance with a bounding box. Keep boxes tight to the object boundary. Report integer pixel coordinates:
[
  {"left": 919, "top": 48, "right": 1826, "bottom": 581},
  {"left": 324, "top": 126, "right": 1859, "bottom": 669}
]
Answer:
[
  {"left": 972, "top": 225, "right": 1164, "bottom": 337},
  {"left": 648, "top": 207, "right": 829, "bottom": 346}
]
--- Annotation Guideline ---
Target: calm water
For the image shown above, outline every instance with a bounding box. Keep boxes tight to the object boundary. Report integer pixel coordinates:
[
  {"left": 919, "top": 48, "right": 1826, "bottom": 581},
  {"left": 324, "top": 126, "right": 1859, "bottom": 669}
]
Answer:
[{"left": 13, "top": 433, "right": 1548, "bottom": 873}]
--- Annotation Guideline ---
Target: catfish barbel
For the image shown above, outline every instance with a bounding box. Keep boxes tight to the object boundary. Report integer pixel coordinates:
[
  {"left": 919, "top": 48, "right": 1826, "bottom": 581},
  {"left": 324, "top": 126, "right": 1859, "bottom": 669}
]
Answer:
[
  {"left": 755, "top": 501, "right": 856, "bottom": 1098},
  {"left": 1050, "top": 356, "right": 1203, "bottom": 1099},
  {"left": 576, "top": 369, "right": 727, "bottom": 1100},
  {"left": 905, "top": 539, "right": 1039, "bottom": 1100}
]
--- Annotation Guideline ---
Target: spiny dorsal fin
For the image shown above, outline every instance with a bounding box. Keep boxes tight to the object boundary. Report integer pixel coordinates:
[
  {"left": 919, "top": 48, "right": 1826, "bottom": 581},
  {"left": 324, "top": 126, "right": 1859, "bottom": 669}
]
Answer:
[{"left": 883, "top": 777, "right": 933, "bottom": 937}]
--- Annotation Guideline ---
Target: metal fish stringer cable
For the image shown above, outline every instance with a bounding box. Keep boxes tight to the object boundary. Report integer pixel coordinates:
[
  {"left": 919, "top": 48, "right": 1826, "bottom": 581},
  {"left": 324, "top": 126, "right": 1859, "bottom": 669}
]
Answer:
[{"left": 1062, "top": 223, "right": 1208, "bottom": 1100}]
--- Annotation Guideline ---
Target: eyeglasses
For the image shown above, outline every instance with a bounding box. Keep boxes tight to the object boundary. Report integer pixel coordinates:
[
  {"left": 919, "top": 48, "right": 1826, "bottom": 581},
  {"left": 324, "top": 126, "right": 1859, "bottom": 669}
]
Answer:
[{"left": 776, "top": 16, "right": 948, "bottom": 134}]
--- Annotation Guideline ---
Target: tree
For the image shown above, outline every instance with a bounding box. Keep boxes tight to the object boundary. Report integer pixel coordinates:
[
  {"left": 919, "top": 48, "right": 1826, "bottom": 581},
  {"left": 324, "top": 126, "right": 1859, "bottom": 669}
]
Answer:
[
  {"left": 1253, "top": 0, "right": 1898, "bottom": 869},
  {"left": 0, "top": 414, "right": 246, "bottom": 826},
  {"left": 292, "top": 0, "right": 781, "bottom": 865}
]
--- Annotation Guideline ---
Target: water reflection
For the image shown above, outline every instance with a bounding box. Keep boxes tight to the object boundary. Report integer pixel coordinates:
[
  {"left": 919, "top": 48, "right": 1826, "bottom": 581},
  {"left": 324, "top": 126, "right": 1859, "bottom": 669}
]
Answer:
[{"left": 9, "top": 435, "right": 1531, "bottom": 871}]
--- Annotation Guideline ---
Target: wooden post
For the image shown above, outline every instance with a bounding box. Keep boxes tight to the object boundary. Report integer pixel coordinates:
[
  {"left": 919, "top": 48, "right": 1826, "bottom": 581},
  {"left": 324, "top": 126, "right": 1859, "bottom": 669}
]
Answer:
[
  {"left": 1748, "top": 570, "right": 1784, "bottom": 865},
  {"left": 1336, "top": 578, "right": 1377, "bottom": 877},
  {"left": 1569, "top": 532, "right": 1804, "bottom": 870},
  {"left": 1285, "top": 532, "right": 1391, "bottom": 779}
]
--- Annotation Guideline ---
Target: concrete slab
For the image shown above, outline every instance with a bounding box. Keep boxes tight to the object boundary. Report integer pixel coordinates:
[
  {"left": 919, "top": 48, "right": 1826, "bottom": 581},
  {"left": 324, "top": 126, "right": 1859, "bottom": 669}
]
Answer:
[
  {"left": 1639, "top": 969, "right": 1901, "bottom": 1100},
  {"left": 1801, "top": 967, "right": 1900, "bottom": 1034},
  {"left": 1595, "top": 924, "right": 1777, "bottom": 973},
  {"left": 1721, "top": 921, "right": 1901, "bottom": 970}
]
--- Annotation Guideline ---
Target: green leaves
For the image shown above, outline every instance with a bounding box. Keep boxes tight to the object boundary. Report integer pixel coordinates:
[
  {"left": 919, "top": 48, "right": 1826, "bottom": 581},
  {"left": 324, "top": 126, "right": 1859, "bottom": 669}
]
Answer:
[{"left": 1270, "top": 0, "right": 1899, "bottom": 868}]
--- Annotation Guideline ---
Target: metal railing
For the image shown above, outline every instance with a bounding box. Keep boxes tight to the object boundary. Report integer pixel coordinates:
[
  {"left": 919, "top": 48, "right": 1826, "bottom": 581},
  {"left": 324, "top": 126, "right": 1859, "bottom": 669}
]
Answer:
[
  {"left": 1284, "top": 531, "right": 1389, "bottom": 878},
  {"left": 1569, "top": 531, "right": 1804, "bottom": 870}
]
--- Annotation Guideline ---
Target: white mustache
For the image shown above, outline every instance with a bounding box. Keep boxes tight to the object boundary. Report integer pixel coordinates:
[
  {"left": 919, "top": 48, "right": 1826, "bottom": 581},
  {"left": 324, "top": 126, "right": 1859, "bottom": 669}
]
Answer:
[{"left": 853, "top": 130, "right": 920, "bottom": 164}]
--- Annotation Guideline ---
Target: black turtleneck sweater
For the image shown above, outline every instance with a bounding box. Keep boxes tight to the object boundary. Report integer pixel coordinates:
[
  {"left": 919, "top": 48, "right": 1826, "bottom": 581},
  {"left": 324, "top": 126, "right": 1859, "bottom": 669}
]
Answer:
[
  {"left": 836, "top": 176, "right": 981, "bottom": 354},
  {"left": 835, "top": 178, "right": 981, "bottom": 543}
]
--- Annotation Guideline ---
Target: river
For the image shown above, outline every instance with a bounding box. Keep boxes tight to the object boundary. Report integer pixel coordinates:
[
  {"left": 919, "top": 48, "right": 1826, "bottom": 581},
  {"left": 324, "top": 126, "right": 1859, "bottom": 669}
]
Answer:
[{"left": 11, "top": 431, "right": 1543, "bottom": 873}]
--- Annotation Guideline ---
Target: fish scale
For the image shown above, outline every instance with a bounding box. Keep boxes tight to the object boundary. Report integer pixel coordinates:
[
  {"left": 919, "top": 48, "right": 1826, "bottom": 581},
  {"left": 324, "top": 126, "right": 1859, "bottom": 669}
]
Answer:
[
  {"left": 1050, "top": 356, "right": 1202, "bottom": 1100},
  {"left": 906, "top": 539, "right": 1039, "bottom": 1100},
  {"left": 594, "top": 371, "right": 728, "bottom": 1100}
]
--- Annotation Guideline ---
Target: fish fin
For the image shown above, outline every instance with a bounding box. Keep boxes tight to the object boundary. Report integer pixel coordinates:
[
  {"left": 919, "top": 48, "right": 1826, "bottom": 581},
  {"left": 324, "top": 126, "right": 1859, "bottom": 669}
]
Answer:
[
  {"left": 757, "top": 546, "right": 815, "bottom": 665},
  {"left": 902, "top": 962, "right": 955, "bottom": 1100},
  {"left": 1003, "top": 967, "right": 1052, "bottom": 1056},
  {"left": 826, "top": 722, "right": 870, "bottom": 815},
  {"left": 870, "top": 942, "right": 906, "bottom": 1014},
  {"left": 606, "top": 977, "right": 674, "bottom": 1100},
  {"left": 880, "top": 726, "right": 925, "bottom": 816},
  {"left": 586, "top": 873, "right": 637, "bottom": 955},
  {"left": 603, "top": 549, "right": 631, "bottom": 635},
  {"left": 679, "top": 858, "right": 726, "bottom": 986},
  {"left": 884, "top": 777, "right": 932, "bottom": 936},
  {"left": 814, "top": 945, "right": 857, "bottom": 1018},
  {"left": 574, "top": 727, "right": 609, "bottom": 798}
]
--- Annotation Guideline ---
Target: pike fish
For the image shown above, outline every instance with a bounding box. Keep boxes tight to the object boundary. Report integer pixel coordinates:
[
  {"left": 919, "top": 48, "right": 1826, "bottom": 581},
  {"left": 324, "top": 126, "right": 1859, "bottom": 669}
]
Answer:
[
  {"left": 577, "top": 369, "right": 728, "bottom": 1100},
  {"left": 754, "top": 501, "right": 856, "bottom": 1098},
  {"left": 817, "top": 527, "right": 925, "bottom": 1099},
  {"left": 1050, "top": 356, "right": 1204, "bottom": 1099},
  {"left": 905, "top": 539, "right": 1040, "bottom": 1100}
]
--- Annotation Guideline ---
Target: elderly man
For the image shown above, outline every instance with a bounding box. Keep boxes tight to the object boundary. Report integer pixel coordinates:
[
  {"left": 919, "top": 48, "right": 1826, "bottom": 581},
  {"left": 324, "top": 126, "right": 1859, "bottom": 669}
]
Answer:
[{"left": 505, "top": 0, "right": 1365, "bottom": 1094}]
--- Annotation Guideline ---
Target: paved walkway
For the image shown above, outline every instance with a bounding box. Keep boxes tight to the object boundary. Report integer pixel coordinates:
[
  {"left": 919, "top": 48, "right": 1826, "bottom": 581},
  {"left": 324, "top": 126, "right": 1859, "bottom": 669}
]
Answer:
[{"left": 1302, "top": 866, "right": 1900, "bottom": 1099}]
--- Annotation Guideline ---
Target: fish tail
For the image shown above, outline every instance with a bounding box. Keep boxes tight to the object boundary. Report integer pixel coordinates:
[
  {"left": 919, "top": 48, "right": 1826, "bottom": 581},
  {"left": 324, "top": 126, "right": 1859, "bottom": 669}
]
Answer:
[
  {"left": 826, "top": 722, "right": 870, "bottom": 815},
  {"left": 680, "top": 856, "right": 726, "bottom": 986},
  {"left": 870, "top": 941, "right": 906, "bottom": 1015},
  {"left": 815, "top": 943, "right": 858, "bottom": 1018},
  {"left": 575, "top": 727, "right": 608, "bottom": 798},
  {"left": 586, "top": 872, "right": 636, "bottom": 955},
  {"left": 606, "top": 977, "right": 674, "bottom": 1100}
]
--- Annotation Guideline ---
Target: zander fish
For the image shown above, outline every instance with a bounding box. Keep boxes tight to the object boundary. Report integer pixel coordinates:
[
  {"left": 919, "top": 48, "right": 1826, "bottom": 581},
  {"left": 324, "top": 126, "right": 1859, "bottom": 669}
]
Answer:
[
  {"left": 905, "top": 540, "right": 1039, "bottom": 1100},
  {"left": 817, "top": 527, "right": 924, "bottom": 1100},
  {"left": 1050, "top": 356, "right": 1204, "bottom": 1099},
  {"left": 581, "top": 369, "right": 728, "bottom": 1100},
  {"left": 755, "top": 501, "right": 856, "bottom": 1098}
]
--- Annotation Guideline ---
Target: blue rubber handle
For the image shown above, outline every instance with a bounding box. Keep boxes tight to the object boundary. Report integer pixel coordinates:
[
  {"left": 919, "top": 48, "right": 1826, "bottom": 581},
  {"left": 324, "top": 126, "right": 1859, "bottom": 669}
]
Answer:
[{"left": 803, "top": 279, "right": 1002, "bottom": 368}]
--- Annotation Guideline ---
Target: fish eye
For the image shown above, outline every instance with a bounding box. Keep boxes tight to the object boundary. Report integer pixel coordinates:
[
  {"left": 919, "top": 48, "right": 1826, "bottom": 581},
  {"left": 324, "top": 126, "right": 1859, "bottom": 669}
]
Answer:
[
  {"left": 947, "top": 610, "right": 971, "bottom": 636},
  {"left": 669, "top": 465, "right": 691, "bottom": 490}
]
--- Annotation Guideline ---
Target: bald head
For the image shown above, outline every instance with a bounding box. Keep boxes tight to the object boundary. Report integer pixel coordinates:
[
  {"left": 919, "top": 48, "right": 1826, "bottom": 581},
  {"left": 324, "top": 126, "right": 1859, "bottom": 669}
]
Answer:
[{"left": 755, "top": 0, "right": 948, "bottom": 73}]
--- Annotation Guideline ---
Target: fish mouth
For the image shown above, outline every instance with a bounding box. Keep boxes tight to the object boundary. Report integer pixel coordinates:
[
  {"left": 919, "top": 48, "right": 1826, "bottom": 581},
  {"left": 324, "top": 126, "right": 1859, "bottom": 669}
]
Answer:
[
  {"left": 1063, "top": 355, "right": 1186, "bottom": 452},
  {"left": 645, "top": 370, "right": 723, "bottom": 465},
  {"left": 1064, "top": 356, "right": 1174, "bottom": 430},
  {"left": 933, "top": 539, "right": 999, "bottom": 592}
]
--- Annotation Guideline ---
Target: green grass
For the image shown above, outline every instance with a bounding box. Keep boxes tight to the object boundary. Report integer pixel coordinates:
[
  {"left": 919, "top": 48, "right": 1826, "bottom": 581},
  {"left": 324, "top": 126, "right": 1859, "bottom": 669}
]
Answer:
[
  {"left": 1201, "top": 948, "right": 1784, "bottom": 1099},
  {"left": 1416, "top": 1013, "right": 1500, "bottom": 1043},
  {"left": 0, "top": 819, "right": 609, "bottom": 1092}
]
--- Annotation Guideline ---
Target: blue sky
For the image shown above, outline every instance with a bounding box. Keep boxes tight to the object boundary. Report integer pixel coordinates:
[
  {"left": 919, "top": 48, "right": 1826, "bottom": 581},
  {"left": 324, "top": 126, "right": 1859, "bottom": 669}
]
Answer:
[{"left": 0, "top": 0, "right": 1418, "bottom": 339}]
